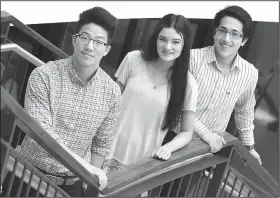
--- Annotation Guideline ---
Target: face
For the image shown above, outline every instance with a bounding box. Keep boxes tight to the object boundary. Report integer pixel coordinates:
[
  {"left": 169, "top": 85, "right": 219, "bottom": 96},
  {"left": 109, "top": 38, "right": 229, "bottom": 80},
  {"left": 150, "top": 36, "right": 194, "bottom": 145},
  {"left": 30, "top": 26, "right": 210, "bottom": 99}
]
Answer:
[
  {"left": 156, "top": 27, "right": 184, "bottom": 62},
  {"left": 72, "top": 22, "right": 111, "bottom": 68},
  {"left": 213, "top": 16, "right": 248, "bottom": 59}
]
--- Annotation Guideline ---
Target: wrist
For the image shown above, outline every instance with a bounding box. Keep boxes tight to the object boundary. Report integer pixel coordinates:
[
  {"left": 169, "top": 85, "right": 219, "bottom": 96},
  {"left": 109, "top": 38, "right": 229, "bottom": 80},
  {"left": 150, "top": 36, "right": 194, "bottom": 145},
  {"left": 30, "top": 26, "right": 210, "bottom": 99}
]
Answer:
[
  {"left": 201, "top": 131, "right": 211, "bottom": 142},
  {"left": 244, "top": 144, "right": 255, "bottom": 151}
]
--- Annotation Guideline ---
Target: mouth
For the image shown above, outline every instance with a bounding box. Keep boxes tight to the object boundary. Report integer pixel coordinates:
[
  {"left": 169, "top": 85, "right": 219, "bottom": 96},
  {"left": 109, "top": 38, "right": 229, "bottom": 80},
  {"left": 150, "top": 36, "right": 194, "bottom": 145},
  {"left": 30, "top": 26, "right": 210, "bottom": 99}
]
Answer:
[
  {"left": 220, "top": 43, "right": 232, "bottom": 48},
  {"left": 162, "top": 51, "right": 174, "bottom": 56},
  {"left": 81, "top": 52, "right": 94, "bottom": 58}
]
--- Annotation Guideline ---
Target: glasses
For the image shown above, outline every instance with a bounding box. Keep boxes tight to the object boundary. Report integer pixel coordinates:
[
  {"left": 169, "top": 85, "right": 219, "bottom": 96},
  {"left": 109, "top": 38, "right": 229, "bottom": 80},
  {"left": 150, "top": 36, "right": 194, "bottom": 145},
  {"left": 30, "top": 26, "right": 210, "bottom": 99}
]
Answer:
[
  {"left": 75, "top": 34, "right": 108, "bottom": 48},
  {"left": 215, "top": 27, "right": 243, "bottom": 40}
]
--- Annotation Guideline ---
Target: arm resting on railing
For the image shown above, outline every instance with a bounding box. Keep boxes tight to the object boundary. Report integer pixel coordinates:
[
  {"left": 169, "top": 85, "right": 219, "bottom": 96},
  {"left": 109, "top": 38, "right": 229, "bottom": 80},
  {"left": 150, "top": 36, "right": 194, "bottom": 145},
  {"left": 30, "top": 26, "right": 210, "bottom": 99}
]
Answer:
[
  {"left": 103, "top": 132, "right": 237, "bottom": 196},
  {"left": 1, "top": 86, "right": 101, "bottom": 192}
]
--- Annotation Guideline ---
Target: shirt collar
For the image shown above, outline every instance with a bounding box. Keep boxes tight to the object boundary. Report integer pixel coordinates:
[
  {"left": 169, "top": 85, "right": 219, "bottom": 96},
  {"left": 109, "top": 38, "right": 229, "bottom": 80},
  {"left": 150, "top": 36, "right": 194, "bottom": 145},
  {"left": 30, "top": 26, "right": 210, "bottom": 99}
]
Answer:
[
  {"left": 67, "top": 56, "right": 99, "bottom": 86},
  {"left": 205, "top": 45, "right": 241, "bottom": 71}
]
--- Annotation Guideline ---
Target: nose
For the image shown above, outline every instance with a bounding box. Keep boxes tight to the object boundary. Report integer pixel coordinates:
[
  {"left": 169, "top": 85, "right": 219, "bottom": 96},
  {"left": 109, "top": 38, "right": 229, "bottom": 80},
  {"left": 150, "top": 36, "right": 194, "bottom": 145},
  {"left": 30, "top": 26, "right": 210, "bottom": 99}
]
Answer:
[
  {"left": 164, "top": 41, "right": 172, "bottom": 50},
  {"left": 224, "top": 32, "right": 231, "bottom": 41},
  {"left": 84, "top": 40, "right": 94, "bottom": 51}
]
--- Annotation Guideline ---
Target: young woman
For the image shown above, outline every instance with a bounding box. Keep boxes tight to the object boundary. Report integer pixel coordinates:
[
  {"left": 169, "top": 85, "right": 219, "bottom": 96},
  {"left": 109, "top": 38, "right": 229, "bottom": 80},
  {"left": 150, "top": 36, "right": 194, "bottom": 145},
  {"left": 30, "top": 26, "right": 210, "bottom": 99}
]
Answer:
[{"left": 103, "top": 14, "right": 198, "bottom": 174}]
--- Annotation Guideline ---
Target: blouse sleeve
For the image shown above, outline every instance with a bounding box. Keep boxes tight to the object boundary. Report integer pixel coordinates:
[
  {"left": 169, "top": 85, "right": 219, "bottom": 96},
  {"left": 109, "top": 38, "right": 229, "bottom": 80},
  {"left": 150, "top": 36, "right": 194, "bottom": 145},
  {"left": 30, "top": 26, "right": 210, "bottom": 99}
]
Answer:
[
  {"left": 182, "top": 72, "right": 198, "bottom": 112},
  {"left": 114, "top": 51, "right": 133, "bottom": 86}
]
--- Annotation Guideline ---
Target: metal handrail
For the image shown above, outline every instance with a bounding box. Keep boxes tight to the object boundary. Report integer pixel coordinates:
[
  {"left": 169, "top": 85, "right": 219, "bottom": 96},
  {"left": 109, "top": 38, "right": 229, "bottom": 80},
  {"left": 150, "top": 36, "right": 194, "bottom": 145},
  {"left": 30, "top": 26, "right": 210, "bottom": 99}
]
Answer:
[
  {"left": 1, "top": 43, "right": 45, "bottom": 67},
  {"left": 1, "top": 11, "right": 69, "bottom": 59}
]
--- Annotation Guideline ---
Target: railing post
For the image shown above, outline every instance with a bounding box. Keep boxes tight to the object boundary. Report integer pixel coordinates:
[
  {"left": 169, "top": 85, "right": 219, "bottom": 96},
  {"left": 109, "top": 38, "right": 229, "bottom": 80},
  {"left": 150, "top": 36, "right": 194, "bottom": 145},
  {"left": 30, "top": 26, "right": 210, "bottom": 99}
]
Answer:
[
  {"left": 84, "top": 184, "right": 99, "bottom": 197},
  {"left": 205, "top": 146, "right": 234, "bottom": 197}
]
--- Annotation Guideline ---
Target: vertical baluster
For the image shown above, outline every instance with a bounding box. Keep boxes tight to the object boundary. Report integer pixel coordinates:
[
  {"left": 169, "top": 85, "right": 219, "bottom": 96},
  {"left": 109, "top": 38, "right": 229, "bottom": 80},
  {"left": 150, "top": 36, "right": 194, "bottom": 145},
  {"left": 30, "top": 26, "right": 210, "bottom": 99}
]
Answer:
[
  {"left": 1, "top": 140, "right": 11, "bottom": 184},
  {"left": 35, "top": 179, "right": 43, "bottom": 197},
  {"left": 8, "top": 55, "right": 20, "bottom": 96},
  {"left": 175, "top": 177, "right": 184, "bottom": 197},
  {"left": 201, "top": 166, "right": 215, "bottom": 197},
  {"left": 24, "top": 170, "right": 34, "bottom": 197},
  {"left": 219, "top": 169, "right": 231, "bottom": 197},
  {"left": 44, "top": 183, "right": 51, "bottom": 197},
  {"left": 183, "top": 173, "right": 193, "bottom": 197},
  {"left": 157, "top": 185, "right": 163, "bottom": 197},
  {"left": 17, "top": 61, "right": 31, "bottom": 107},
  {"left": 54, "top": 188, "right": 59, "bottom": 197},
  {"left": 193, "top": 170, "right": 204, "bottom": 197},
  {"left": 229, "top": 176, "right": 238, "bottom": 197},
  {"left": 166, "top": 180, "right": 174, "bottom": 197},
  {"left": 15, "top": 165, "right": 27, "bottom": 197},
  {"left": 248, "top": 190, "right": 252, "bottom": 197},
  {"left": 5, "top": 159, "right": 18, "bottom": 197},
  {"left": 238, "top": 183, "right": 244, "bottom": 197},
  {"left": 15, "top": 128, "right": 24, "bottom": 147}
]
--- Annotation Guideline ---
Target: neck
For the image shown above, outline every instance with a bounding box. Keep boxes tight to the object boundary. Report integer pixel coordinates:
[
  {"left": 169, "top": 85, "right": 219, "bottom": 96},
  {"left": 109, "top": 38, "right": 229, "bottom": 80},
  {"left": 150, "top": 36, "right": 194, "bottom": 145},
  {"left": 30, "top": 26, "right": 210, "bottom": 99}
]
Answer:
[
  {"left": 150, "top": 58, "right": 174, "bottom": 73},
  {"left": 215, "top": 52, "right": 237, "bottom": 68},
  {"left": 72, "top": 59, "right": 98, "bottom": 84}
]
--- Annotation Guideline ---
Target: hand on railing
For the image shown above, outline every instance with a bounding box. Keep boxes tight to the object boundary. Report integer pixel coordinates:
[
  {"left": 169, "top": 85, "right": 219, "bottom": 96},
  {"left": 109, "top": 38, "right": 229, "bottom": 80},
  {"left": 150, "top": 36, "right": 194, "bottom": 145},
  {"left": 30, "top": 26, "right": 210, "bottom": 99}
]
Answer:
[
  {"left": 151, "top": 146, "right": 172, "bottom": 160},
  {"left": 82, "top": 163, "right": 108, "bottom": 190},
  {"left": 201, "top": 131, "right": 226, "bottom": 153},
  {"left": 248, "top": 149, "right": 262, "bottom": 165}
]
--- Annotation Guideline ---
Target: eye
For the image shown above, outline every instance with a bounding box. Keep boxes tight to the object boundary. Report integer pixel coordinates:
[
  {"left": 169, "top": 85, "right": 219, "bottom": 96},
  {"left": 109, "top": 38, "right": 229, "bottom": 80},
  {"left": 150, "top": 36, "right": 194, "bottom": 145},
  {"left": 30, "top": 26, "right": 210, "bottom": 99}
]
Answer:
[
  {"left": 158, "top": 37, "right": 166, "bottom": 42},
  {"left": 95, "top": 40, "right": 105, "bottom": 45},
  {"left": 231, "top": 32, "right": 240, "bottom": 37},
  {"left": 80, "top": 35, "right": 89, "bottom": 40},
  {"left": 220, "top": 28, "right": 227, "bottom": 33},
  {"left": 173, "top": 41, "right": 181, "bottom": 45}
]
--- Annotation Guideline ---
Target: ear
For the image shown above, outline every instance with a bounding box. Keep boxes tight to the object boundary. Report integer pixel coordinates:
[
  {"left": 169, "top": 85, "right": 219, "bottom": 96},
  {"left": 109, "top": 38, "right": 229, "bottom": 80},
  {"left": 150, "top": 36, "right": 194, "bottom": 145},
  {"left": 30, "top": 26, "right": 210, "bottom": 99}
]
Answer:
[
  {"left": 103, "top": 45, "right": 111, "bottom": 57},
  {"left": 241, "top": 37, "right": 248, "bottom": 46},
  {"left": 72, "top": 35, "right": 77, "bottom": 47}
]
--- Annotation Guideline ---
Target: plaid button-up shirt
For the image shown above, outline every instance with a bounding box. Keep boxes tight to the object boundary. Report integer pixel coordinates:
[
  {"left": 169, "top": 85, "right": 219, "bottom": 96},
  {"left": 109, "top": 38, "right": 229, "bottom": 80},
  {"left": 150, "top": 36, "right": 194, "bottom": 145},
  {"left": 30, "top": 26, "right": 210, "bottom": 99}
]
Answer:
[{"left": 16, "top": 57, "right": 121, "bottom": 176}]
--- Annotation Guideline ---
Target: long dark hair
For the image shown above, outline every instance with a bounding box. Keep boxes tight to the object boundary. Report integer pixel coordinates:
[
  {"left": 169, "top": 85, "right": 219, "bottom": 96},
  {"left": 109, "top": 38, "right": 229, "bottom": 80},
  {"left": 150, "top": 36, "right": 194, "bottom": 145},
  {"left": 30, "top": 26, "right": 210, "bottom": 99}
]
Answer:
[{"left": 141, "top": 14, "right": 193, "bottom": 131}]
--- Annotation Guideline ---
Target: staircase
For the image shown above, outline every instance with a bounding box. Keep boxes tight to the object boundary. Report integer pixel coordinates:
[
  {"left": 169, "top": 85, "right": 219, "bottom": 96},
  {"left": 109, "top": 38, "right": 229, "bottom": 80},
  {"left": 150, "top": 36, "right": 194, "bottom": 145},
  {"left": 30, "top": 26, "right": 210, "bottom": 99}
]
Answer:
[{"left": 1, "top": 11, "right": 279, "bottom": 197}]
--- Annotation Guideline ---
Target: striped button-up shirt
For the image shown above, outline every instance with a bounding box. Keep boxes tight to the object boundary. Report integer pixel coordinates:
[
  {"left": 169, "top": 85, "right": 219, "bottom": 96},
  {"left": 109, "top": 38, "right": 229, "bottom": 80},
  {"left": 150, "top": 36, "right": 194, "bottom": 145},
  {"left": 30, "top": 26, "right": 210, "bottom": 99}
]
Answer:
[
  {"left": 190, "top": 46, "right": 258, "bottom": 146},
  {"left": 16, "top": 57, "right": 121, "bottom": 176}
]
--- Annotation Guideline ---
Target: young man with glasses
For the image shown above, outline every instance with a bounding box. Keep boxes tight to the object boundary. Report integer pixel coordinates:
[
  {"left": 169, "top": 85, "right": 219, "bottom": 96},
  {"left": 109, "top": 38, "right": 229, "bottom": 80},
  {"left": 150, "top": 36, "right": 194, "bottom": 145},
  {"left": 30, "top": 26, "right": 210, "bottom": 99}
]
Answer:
[
  {"left": 189, "top": 5, "right": 262, "bottom": 164},
  {"left": 3, "top": 7, "right": 121, "bottom": 197}
]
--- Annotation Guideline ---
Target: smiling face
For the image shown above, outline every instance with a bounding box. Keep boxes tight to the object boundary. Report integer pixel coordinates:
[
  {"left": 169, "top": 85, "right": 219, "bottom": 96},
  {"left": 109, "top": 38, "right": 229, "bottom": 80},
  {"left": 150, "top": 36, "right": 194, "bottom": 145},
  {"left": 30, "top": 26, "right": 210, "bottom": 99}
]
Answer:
[
  {"left": 213, "top": 16, "right": 248, "bottom": 60},
  {"left": 72, "top": 22, "right": 111, "bottom": 68},
  {"left": 156, "top": 27, "right": 184, "bottom": 63}
]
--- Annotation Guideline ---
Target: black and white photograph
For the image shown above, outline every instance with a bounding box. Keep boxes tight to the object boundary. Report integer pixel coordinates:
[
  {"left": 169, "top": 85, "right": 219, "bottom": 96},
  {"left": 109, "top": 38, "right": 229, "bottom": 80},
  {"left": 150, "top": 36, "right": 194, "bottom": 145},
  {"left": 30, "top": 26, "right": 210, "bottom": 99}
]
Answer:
[{"left": 1, "top": 1, "right": 279, "bottom": 197}]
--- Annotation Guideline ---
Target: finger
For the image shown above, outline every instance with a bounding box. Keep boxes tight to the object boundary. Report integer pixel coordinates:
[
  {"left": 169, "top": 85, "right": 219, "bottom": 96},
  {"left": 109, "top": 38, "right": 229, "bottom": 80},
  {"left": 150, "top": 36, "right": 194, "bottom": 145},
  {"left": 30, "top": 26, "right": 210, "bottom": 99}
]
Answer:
[
  {"left": 160, "top": 153, "right": 170, "bottom": 160},
  {"left": 98, "top": 180, "right": 107, "bottom": 190},
  {"left": 98, "top": 176, "right": 108, "bottom": 191},
  {"left": 258, "top": 157, "right": 262, "bottom": 165},
  {"left": 210, "top": 145, "right": 215, "bottom": 153},
  {"left": 164, "top": 153, "right": 171, "bottom": 160},
  {"left": 156, "top": 149, "right": 165, "bottom": 158},
  {"left": 151, "top": 150, "right": 156, "bottom": 157}
]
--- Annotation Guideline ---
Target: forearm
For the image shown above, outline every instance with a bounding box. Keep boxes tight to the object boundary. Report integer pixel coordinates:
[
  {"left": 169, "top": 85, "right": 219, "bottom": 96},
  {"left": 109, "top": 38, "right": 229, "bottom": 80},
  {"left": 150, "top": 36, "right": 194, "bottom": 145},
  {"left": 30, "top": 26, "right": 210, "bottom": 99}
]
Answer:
[
  {"left": 164, "top": 132, "right": 193, "bottom": 153},
  {"left": 193, "top": 118, "right": 212, "bottom": 138},
  {"left": 235, "top": 110, "right": 255, "bottom": 146},
  {"left": 90, "top": 153, "right": 105, "bottom": 168},
  {"left": 60, "top": 143, "right": 89, "bottom": 166}
]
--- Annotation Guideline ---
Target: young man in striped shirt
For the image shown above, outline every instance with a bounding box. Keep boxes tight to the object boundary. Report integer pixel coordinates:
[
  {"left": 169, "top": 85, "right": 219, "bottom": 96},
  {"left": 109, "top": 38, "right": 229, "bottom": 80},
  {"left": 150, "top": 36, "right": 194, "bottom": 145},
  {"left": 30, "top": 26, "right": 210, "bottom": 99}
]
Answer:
[{"left": 190, "top": 5, "right": 262, "bottom": 164}]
